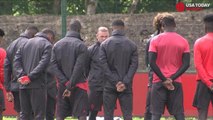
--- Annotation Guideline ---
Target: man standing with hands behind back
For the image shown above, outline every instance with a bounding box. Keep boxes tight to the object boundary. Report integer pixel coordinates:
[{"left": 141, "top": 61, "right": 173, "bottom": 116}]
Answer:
[
  {"left": 149, "top": 14, "right": 190, "bottom": 120},
  {"left": 100, "top": 20, "right": 138, "bottom": 120},
  {"left": 13, "top": 28, "right": 54, "bottom": 120},
  {"left": 193, "top": 14, "right": 213, "bottom": 120},
  {"left": 51, "top": 20, "right": 88, "bottom": 120},
  {"left": 4, "top": 26, "right": 38, "bottom": 120},
  {"left": 0, "top": 28, "right": 6, "bottom": 120}
]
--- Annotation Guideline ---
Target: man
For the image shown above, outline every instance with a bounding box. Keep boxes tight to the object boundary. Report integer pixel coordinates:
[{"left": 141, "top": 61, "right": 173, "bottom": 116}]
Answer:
[
  {"left": 13, "top": 28, "right": 54, "bottom": 120},
  {"left": 45, "top": 38, "right": 57, "bottom": 120},
  {"left": 100, "top": 20, "right": 138, "bottom": 120},
  {"left": 88, "top": 27, "right": 109, "bottom": 120},
  {"left": 0, "top": 28, "right": 6, "bottom": 120},
  {"left": 50, "top": 20, "right": 88, "bottom": 120},
  {"left": 149, "top": 14, "right": 190, "bottom": 120},
  {"left": 193, "top": 14, "right": 213, "bottom": 120},
  {"left": 4, "top": 26, "right": 38, "bottom": 120},
  {"left": 144, "top": 13, "right": 167, "bottom": 120}
]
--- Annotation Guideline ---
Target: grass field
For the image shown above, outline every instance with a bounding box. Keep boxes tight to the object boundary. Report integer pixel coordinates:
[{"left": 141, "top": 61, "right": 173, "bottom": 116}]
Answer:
[{"left": 3, "top": 116, "right": 200, "bottom": 120}]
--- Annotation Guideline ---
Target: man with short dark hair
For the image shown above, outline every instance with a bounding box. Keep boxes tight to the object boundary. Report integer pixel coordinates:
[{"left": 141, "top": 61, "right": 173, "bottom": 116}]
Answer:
[
  {"left": 13, "top": 28, "right": 54, "bottom": 120},
  {"left": 149, "top": 14, "right": 190, "bottom": 120},
  {"left": 42, "top": 28, "right": 57, "bottom": 120},
  {"left": 0, "top": 28, "right": 6, "bottom": 120},
  {"left": 4, "top": 26, "right": 38, "bottom": 120},
  {"left": 88, "top": 26, "right": 109, "bottom": 120},
  {"left": 50, "top": 20, "right": 88, "bottom": 120},
  {"left": 100, "top": 20, "right": 138, "bottom": 120},
  {"left": 193, "top": 14, "right": 213, "bottom": 120}
]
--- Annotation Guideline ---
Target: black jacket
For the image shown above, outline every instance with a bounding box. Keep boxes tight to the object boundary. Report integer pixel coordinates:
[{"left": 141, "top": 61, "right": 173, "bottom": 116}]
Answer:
[
  {"left": 50, "top": 31, "right": 88, "bottom": 91},
  {"left": 4, "top": 33, "right": 30, "bottom": 92},
  {"left": 99, "top": 30, "right": 138, "bottom": 91},
  {"left": 145, "top": 32, "right": 158, "bottom": 87},
  {"left": 45, "top": 65, "right": 57, "bottom": 89},
  {"left": 13, "top": 32, "right": 52, "bottom": 89},
  {"left": 88, "top": 42, "right": 105, "bottom": 91}
]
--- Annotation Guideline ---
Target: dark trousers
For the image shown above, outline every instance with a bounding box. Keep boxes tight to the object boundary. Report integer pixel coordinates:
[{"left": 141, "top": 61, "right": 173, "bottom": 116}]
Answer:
[
  {"left": 144, "top": 87, "right": 152, "bottom": 120},
  {"left": 12, "top": 91, "right": 21, "bottom": 112},
  {"left": 103, "top": 89, "right": 132, "bottom": 120},
  {"left": 20, "top": 88, "right": 46, "bottom": 120},
  {"left": 193, "top": 81, "right": 213, "bottom": 120},
  {"left": 46, "top": 87, "right": 57, "bottom": 120},
  {"left": 144, "top": 70, "right": 153, "bottom": 120}
]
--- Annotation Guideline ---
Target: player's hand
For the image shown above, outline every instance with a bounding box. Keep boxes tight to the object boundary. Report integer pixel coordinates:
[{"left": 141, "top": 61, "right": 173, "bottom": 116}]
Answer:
[
  {"left": 6, "top": 92, "right": 14, "bottom": 102},
  {"left": 18, "top": 76, "right": 31, "bottom": 85},
  {"left": 116, "top": 81, "right": 122, "bottom": 88},
  {"left": 62, "top": 89, "right": 71, "bottom": 98},
  {"left": 116, "top": 81, "right": 126, "bottom": 92},
  {"left": 163, "top": 78, "right": 175, "bottom": 91},
  {"left": 210, "top": 84, "right": 213, "bottom": 91}
]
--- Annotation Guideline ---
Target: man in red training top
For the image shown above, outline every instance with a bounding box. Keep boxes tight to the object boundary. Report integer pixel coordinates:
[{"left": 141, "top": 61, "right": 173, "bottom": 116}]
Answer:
[
  {"left": 149, "top": 14, "right": 190, "bottom": 120},
  {"left": 193, "top": 14, "right": 213, "bottom": 120},
  {"left": 0, "top": 28, "right": 6, "bottom": 120}
]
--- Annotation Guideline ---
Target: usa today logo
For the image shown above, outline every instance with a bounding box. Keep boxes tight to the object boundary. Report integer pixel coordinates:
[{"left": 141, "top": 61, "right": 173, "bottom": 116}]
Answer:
[{"left": 176, "top": 2, "right": 211, "bottom": 12}]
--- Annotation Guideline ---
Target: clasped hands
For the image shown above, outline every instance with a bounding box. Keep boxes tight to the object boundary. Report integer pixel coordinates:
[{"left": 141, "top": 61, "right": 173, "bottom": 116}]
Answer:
[
  {"left": 17, "top": 76, "right": 31, "bottom": 85},
  {"left": 162, "top": 78, "right": 175, "bottom": 91},
  {"left": 116, "top": 81, "right": 126, "bottom": 92}
]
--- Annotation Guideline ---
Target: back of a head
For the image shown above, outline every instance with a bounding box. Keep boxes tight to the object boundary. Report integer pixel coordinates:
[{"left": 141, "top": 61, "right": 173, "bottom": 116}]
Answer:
[
  {"left": 41, "top": 28, "right": 55, "bottom": 42},
  {"left": 25, "top": 26, "right": 39, "bottom": 38},
  {"left": 203, "top": 14, "right": 213, "bottom": 32},
  {"left": 153, "top": 12, "right": 171, "bottom": 33},
  {"left": 112, "top": 19, "right": 125, "bottom": 30},
  {"left": 42, "top": 28, "right": 55, "bottom": 36},
  {"left": 0, "top": 28, "right": 5, "bottom": 37},
  {"left": 161, "top": 14, "right": 176, "bottom": 28},
  {"left": 69, "top": 20, "right": 82, "bottom": 33}
]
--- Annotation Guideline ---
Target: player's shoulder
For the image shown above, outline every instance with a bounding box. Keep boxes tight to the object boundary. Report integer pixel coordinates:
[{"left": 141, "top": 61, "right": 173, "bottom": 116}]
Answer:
[{"left": 194, "top": 36, "right": 206, "bottom": 46}]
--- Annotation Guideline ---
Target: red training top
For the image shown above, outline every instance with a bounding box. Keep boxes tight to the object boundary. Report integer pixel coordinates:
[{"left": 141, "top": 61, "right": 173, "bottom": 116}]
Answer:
[
  {"left": 0, "top": 48, "right": 6, "bottom": 90},
  {"left": 194, "top": 32, "right": 213, "bottom": 88},
  {"left": 149, "top": 32, "right": 190, "bottom": 83}
]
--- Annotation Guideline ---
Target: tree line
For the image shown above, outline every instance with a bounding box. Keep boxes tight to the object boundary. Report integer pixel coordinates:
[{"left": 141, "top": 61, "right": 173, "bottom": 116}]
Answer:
[{"left": 0, "top": 0, "right": 212, "bottom": 16}]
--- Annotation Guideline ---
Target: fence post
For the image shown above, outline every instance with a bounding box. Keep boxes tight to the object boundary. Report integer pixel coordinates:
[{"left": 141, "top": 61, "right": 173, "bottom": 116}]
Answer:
[{"left": 61, "top": 0, "right": 67, "bottom": 38}]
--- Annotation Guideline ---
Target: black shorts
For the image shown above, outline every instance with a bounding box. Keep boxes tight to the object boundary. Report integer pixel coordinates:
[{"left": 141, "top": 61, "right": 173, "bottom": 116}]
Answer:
[
  {"left": 88, "top": 89, "right": 103, "bottom": 111},
  {"left": 151, "top": 82, "right": 184, "bottom": 115},
  {"left": 0, "top": 90, "right": 5, "bottom": 112},
  {"left": 56, "top": 84, "right": 88, "bottom": 118},
  {"left": 12, "top": 91, "right": 21, "bottom": 112},
  {"left": 193, "top": 81, "right": 213, "bottom": 110}
]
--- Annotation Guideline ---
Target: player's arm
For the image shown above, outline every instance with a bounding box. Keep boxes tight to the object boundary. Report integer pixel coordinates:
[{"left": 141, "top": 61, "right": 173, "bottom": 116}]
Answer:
[
  {"left": 67, "top": 44, "right": 88, "bottom": 91},
  {"left": 149, "top": 52, "right": 167, "bottom": 82},
  {"left": 0, "top": 49, "right": 6, "bottom": 85},
  {"left": 170, "top": 53, "right": 190, "bottom": 81},
  {"left": 99, "top": 43, "right": 119, "bottom": 86},
  {"left": 4, "top": 47, "right": 13, "bottom": 92},
  {"left": 145, "top": 39, "right": 151, "bottom": 67},
  {"left": 13, "top": 47, "right": 26, "bottom": 78},
  {"left": 85, "top": 45, "right": 95, "bottom": 77},
  {"left": 123, "top": 46, "right": 138, "bottom": 85},
  {"left": 28, "top": 44, "right": 52, "bottom": 80},
  {"left": 50, "top": 46, "right": 68, "bottom": 85},
  {"left": 194, "top": 43, "right": 212, "bottom": 88}
]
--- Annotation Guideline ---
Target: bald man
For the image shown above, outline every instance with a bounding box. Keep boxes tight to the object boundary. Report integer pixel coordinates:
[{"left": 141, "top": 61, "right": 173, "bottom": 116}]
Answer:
[{"left": 88, "top": 27, "right": 109, "bottom": 120}]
